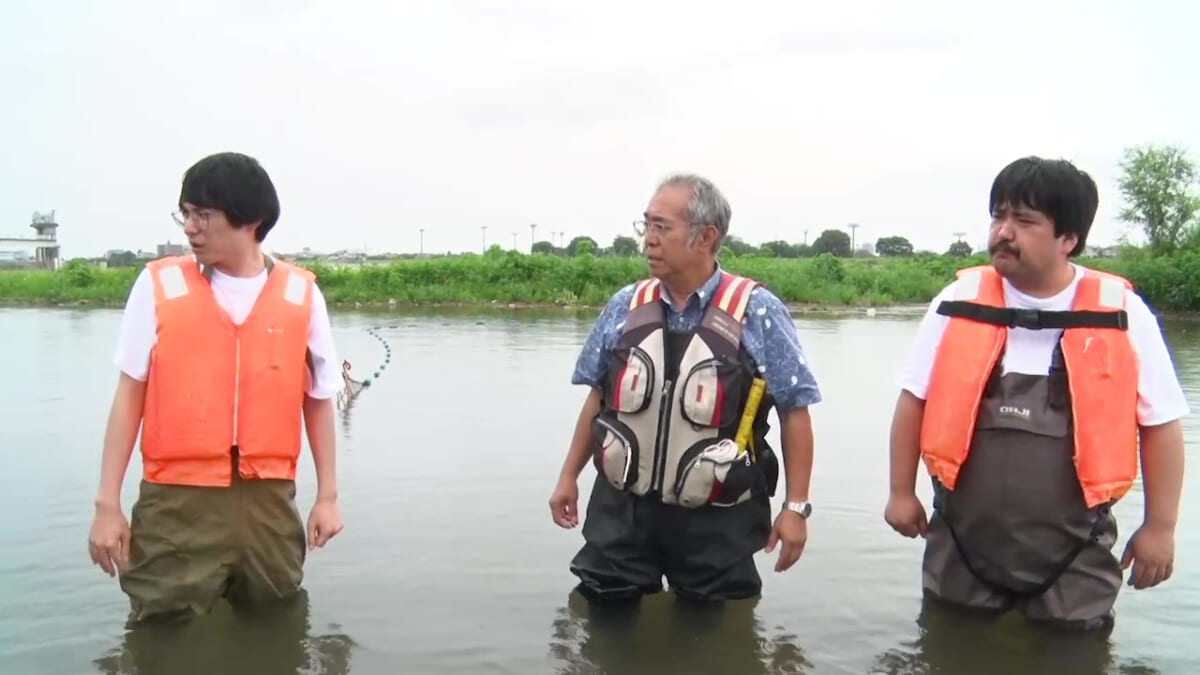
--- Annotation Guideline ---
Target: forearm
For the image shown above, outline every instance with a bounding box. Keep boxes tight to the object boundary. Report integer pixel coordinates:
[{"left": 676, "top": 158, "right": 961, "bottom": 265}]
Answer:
[
  {"left": 1139, "top": 420, "right": 1185, "bottom": 529},
  {"left": 559, "top": 388, "right": 602, "bottom": 482},
  {"left": 304, "top": 395, "right": 338, "bottom": 501},
  {"left": 779, "top": 407, "right": 814, "bottom": 502},
  {"left": 95, "top": 374, "right": 146, "bottom": 508},
  {"left": 889, "top": 390, "right": 925, "bottom": 496}
]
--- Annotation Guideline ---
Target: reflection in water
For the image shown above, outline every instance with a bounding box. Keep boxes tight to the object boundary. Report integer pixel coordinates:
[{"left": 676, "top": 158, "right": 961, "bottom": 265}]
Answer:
[
  {"left": 870, "top": 599, "right": 1161, "bottom": 675},
  {"left": 548, "top": 590, "right": 812, "bottom": 675},
  {"left": 92, "top": 590, "right": 355, "bottom": 675}
]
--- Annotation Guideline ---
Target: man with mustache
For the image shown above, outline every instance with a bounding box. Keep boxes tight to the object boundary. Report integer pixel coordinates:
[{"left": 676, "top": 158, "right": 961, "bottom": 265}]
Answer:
[
  {"left": 549, "top": 173, "right": 821, "bottom": 606},
  {"left": 86, "top": 152, "right": 344, "bottom": 625},
  {"left": 884, "top": 156, "right": 1189, "bottom": 631}
]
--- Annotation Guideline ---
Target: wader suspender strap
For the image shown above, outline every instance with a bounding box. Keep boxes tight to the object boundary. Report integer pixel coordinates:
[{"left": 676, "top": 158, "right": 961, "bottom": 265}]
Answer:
[
  {"left": 937, "top": 493, "right": 1112, "bottom": 599},
  {"left": 936, "top": 300, "right": 1129, "bottom": 331}
]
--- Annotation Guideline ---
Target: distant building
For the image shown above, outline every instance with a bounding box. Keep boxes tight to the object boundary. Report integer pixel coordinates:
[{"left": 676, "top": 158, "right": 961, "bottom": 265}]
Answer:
[{"left": 157, "top": 241, "right": 189, "bottom": 257}]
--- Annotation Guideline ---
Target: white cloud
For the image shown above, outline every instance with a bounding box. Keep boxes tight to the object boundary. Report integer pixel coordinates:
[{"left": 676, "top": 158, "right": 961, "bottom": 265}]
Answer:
[{"left": 1, "top": 0, "right": 1196, "bottom": 258}]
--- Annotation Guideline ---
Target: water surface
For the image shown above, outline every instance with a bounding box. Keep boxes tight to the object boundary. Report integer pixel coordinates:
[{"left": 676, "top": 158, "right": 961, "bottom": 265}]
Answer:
[{"left": 1, "top": 305, "right": 1197, "bottom": 674}]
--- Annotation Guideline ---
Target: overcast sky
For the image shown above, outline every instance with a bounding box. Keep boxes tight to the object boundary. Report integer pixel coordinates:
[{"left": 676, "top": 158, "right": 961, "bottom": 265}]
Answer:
[{"left": 2, "top": 0, "right": 1196, "bottom": 259}]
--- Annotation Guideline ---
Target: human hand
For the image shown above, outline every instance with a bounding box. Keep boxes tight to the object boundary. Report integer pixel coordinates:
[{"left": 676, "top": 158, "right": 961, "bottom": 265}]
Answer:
[
  {"left": 765, "top": 509, "right": 808, "bottom": 572},
  {"left": 307, "top": 497, "right": 344, "bottom": 550},
  {"left": 884, "top": 491, "right": 928, "bottom": 538},
  {"left": 549, "top": 477, "right": 579, "bottom": 528},
  {"left": 88, "top": 502, "right": 130, "bottom": 577},
  {"left": 1121, "top": 522, "right": 1175, "bottom": 589}
]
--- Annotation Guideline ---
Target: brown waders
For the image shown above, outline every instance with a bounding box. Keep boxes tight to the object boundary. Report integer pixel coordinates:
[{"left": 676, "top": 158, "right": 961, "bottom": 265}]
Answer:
[
  {"left": 923, "top": 345, "right": 1123, "bottom": 630},
  {"left": 119, "top": 447, "right": 307, "bottom": 625}
]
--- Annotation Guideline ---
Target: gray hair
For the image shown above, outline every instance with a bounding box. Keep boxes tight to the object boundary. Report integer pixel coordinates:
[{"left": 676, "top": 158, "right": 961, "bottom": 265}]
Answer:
[{"left": 657, "top": 173, "right": 731, "bottom": 254}]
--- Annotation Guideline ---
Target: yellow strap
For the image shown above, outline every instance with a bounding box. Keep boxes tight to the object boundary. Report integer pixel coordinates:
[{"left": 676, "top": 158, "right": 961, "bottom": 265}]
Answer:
[{"left": 733, "top": 378, "right": 767, "bottom": 462}]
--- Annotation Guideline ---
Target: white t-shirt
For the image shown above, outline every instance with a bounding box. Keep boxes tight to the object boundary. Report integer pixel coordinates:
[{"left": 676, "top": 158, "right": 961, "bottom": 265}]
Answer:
[
  {"left": 112, "top": 264, "right": 341, "bottom": 400},
  {"left": 896, "top": 264, "right": 1191, "bottom": 427}
]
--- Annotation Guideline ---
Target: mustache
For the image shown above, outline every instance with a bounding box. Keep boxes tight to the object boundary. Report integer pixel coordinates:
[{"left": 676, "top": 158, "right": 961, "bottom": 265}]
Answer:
[{"left": 989, "top": 242, "right": 1019, "bottom": 258}]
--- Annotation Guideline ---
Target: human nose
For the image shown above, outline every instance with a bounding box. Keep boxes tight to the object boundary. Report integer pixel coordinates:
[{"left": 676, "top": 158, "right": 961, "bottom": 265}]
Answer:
[
  {"left": 991, "top": 217, "right": 1015, "bottom": 240},
  {"left": 181, "top": 216, "right": 204, "bottom": 236}
]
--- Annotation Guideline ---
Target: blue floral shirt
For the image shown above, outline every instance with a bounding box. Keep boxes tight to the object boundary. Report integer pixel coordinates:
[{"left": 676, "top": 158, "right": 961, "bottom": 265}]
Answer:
[{"left": 571, "top": 266, "right": 822, "bottom": 414}]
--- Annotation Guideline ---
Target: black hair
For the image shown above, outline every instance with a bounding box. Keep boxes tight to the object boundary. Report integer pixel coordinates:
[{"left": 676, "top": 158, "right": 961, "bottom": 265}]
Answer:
[
  {"left": 178, "top": 152, "right": 281, "bottom": 242},
  {"left": 989, "top": 156, "right": 1098, "bottom": 257}
]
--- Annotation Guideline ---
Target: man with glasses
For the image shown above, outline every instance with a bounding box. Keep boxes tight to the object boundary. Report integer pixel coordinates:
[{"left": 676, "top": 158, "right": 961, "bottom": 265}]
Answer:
[
  {"left": 548, "top": 173, "right": 822, "bottom": 606},
  {"left": 86, "top": 151, "right": 344, "bottom": 625}
]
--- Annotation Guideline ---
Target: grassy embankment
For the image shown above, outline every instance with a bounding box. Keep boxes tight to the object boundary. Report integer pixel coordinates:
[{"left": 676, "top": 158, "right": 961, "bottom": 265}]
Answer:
[{"left": 1, "top": 248, "right": 1198, "bottom": 312}]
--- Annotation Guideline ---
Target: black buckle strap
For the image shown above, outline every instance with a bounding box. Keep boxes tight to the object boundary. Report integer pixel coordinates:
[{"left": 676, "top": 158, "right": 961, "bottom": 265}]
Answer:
[{"left": 937, "top": 301, "right": 1128, "bottom": 331}]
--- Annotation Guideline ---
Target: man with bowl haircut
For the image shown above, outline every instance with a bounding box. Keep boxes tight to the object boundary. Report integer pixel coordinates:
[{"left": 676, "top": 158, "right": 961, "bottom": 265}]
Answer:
[
  {"left": 87, "top": 151, "right": 345, "bottom": 624},
  {"left": 885, "top": 156, "right": 1189, "bottom": 630}
]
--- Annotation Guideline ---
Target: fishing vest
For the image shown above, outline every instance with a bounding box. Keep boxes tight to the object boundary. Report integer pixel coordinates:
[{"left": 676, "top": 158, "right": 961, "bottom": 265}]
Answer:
[
  {"left": 592, "top": 272, "right": 776, "bottom": 508},
  {"left": 140, "top": 254, "right": 315, "bottom": 487},
  {"left": 920, "top": 265, "right": 1140, "bottom": 509}
]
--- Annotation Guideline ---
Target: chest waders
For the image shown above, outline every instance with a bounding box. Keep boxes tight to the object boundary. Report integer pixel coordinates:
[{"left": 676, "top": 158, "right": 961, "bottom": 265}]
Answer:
[{"left": 922, "top": 301, "right": 1128, "bottom": 627}]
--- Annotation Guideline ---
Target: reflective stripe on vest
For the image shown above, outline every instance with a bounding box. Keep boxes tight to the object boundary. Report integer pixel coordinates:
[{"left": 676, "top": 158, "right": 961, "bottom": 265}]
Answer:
[
  {"left": 919, "top": 265, "right": 1139, "bottom": 508},
  {"left": 140, "top": 254, "right": 314, "bottom": 487},
  {"left": 598, "top": 272, "right": 761, "bottom": 506}
]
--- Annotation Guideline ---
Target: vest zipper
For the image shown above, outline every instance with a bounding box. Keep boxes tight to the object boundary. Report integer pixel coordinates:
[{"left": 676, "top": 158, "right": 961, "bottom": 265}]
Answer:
[
  {"left": 233, "top": 335, "right": 241, "bottom": 446},
  {"left": 652, "top": 378, "right": 674, "bottom": 494}
]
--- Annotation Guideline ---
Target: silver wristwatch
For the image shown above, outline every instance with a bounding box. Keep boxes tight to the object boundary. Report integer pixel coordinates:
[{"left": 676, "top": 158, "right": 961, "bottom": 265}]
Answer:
[{"left": 783, "top": 500, "right": 812, "bottom": 518}]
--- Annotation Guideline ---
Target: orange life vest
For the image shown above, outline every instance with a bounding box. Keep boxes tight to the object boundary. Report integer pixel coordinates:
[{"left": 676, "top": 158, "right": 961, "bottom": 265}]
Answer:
[
  {"left": 140, "top": 255, "right": 315, "bottom": 487},
  {"left": 920, "top": 265, "right": 1140, "bottom": 508}
]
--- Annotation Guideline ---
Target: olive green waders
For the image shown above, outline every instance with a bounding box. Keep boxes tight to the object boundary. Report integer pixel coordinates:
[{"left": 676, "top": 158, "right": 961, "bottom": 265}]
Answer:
[{"left": 119, "top": 452, "right": 307, "bottom": 625}]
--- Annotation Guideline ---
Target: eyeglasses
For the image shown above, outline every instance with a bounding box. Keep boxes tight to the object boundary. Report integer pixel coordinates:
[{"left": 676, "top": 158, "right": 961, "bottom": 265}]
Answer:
[
  {"left": 171, "top": 209, "right": 213, "bottom": 231},
  {"left": 632, "top": 219, "right": 673, "bottom": 238}
]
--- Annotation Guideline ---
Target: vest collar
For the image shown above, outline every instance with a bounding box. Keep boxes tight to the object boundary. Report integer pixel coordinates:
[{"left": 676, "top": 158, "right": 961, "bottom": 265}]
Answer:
[{"left": 192, "top": 253, "right": 275, "bottom": 282}]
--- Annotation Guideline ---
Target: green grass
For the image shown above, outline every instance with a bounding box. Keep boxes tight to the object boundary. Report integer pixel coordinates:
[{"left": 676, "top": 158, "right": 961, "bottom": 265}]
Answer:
[{"left": 2, "top": 249, "right": 1198, "bottom": 313}]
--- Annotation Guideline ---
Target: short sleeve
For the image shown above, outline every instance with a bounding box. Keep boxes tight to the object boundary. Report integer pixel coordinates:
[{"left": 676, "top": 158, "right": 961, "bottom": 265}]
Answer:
[
  {"left": 570, "top": 284, "right": 635, "bottom": 389},
  {"left": 740, "top": 287, "right": 822, "bottom": 413},
  {"left": 112, "top": 268, "right": 157, "bottom": 381},
  {"left": 305, "top": 283, "right": 341, "bottom": 399},
  {"left": 894, "top": 282, "right": 956, "bottom": 400},
  {"left": 1123, "top": 290, "right": 1191, "bottom": 426}
]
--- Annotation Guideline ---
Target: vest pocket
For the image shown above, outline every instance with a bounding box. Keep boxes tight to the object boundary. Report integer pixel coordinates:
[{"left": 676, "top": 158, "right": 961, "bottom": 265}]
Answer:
[
  {"left": 672, "top": 438, "right": 757, "bottom": 508},
  {"left": 607, "top": 346, "right": 655, "bottom": 414},
  {"left": 591, "top": 414, "right": 641, "bottom": 491},
  {"left": 678, "top": 358, "right": 741, "bottom": 429}
]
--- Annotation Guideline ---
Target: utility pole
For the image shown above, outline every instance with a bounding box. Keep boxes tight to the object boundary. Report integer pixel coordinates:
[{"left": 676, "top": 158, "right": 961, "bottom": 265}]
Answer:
[
  {"left": 481, "top": 225, "right": 488, "bottom": 253},
  {"left": 530, "top": 223, "right": 537, "bottom": 252},
  {"left": 419, "top": 228, "right": 424, "bottom": 256},
  {"left": 952, "top": 231, "right": 966, "bottom": 242},
  {"left": 512, "top": 231, "right": 518, "bottom": 250},
  {"left": 847, "top": 223, "right": 860, "bottom": 252},
  {"left": 803, "top": 229, "right": 808, "bottom": 245}
]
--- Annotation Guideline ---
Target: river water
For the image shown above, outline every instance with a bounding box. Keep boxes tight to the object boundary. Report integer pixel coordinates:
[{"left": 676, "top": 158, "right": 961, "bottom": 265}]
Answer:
[{"left": 1, "top": 304, "right": 1197, "bottom": 674}]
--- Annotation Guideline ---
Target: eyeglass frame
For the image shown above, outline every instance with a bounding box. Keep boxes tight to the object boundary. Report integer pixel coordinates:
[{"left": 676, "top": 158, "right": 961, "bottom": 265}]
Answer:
[
  {"left": 171, "top": 208, "right": 215, "bottom": 231},
  {"left": 632, "top": 218, "right": 713, "bottom": 239}
]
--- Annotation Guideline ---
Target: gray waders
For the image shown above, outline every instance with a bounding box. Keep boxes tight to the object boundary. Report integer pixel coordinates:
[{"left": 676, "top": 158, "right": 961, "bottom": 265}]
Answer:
[{"left": 923, "top": 345, "right": 1123, "bottom": 629}]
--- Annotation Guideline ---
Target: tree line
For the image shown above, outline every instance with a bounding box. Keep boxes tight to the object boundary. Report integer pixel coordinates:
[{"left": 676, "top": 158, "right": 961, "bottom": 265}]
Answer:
[
  {"left": 530, "top": 143, "right": 1199, "bottom": 262},
  {"left": 530, "top": 228, "right": 973, "bottom": 260}
]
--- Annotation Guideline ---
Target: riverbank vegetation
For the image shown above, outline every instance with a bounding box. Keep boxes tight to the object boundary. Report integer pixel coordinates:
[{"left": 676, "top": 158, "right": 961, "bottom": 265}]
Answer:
[
  {"left": 4, "top": 246, "right": 1198, "bottom": 312},
  {"left": 2, "top": 143, "right": 1197, "bottom": 312}
]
